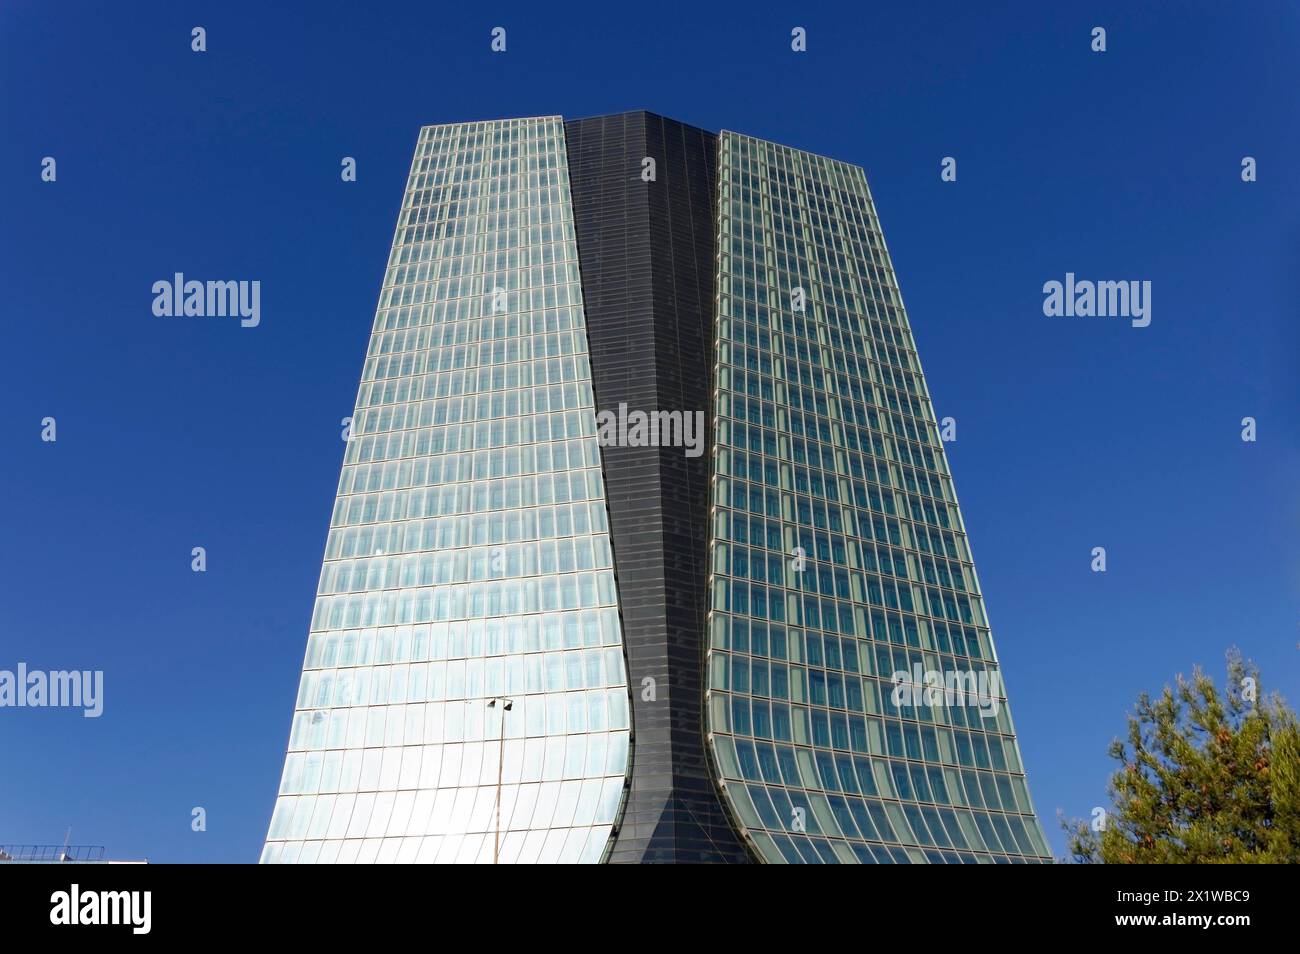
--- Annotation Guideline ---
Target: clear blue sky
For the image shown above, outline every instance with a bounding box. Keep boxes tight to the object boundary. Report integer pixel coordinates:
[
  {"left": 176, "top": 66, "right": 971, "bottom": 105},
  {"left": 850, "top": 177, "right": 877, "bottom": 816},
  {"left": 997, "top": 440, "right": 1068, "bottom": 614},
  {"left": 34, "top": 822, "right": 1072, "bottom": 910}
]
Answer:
[{"left": 2, "top": 1, "right": 1296, "bottom": 863}]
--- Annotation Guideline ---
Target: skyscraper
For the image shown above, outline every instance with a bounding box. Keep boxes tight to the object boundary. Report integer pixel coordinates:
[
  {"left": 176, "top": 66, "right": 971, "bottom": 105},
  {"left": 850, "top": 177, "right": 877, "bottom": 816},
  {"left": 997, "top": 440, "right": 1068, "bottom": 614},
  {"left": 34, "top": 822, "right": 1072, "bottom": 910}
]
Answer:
[{"left": 261, "top": 111, "right": 1052, "bottom": 864}]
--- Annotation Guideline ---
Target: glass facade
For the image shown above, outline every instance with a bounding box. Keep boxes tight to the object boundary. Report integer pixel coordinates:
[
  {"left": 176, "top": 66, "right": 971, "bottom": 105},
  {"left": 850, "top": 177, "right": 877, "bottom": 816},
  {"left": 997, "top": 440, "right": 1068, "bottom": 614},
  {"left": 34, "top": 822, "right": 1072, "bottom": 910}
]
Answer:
[
  {"left": 704, "top": 131, "right": 1052, "bottom": 863},
  {"left": 262, "top": 117, "right": 631, "bottom": 864},
  {"left": 262, "top": 113, "right": 1050, "bottom": 863}
]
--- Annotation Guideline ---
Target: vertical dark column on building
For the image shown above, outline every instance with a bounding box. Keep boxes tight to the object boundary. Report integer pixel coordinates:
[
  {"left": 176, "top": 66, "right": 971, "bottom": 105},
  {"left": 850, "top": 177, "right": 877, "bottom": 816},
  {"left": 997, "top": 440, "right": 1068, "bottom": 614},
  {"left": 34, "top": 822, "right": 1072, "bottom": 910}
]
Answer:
[{"left": 566, "top": 111, "right": 750, "bottom": 862}]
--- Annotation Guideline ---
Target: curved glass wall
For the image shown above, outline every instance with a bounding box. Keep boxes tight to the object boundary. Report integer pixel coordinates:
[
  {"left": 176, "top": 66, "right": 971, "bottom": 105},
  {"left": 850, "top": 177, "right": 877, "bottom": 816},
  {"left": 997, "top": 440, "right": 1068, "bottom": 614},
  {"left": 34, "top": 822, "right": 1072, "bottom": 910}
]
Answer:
[
  {"left": 262, "top": 117, "right": 631, "bottom": 865},
  {"left": 705, "top": 131, "right": 1051, "bottom": 863}
]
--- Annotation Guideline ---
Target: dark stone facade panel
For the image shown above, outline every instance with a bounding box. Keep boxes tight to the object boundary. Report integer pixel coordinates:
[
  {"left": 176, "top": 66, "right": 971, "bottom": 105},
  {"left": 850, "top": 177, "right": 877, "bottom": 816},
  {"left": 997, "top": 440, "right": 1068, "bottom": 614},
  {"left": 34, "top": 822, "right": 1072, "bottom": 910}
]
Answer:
[{"left": 565, "top": 111, "right": 749, "bottom": 863}]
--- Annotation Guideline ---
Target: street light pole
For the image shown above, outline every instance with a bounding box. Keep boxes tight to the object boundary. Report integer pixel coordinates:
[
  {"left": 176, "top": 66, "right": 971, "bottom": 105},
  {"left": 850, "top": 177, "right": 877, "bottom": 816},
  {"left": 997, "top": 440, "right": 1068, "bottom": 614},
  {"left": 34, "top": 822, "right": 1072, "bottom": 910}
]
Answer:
[{"left": 487, "top": 697, "right": 513, "bottom": 864}]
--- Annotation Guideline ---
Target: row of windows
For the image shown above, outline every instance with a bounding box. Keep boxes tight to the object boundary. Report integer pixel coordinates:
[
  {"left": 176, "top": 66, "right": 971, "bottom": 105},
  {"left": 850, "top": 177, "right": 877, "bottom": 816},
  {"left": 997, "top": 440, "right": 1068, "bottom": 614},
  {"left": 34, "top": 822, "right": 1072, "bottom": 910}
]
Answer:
[
  {"left": 302, "top": 610, "right": 622, "bottom": 671},
  {"left": 725, "top": 508, "right": 889, "bottom": 559},
  {"left": 721, "top": 338, "right": 918, "bottom": 406},
  {"left": 718, "top": 753, "right": 1045, "bottom": 859},
  {"left": 419, "top": 120, "right": 562, "bottom": 144},
  {"left": 717, "top": 737, "right": 1031, "bottom": 822},
  {"left": 278, "top": 736, "right": 628, "bottom": 800},
  {"left": 410, "top": 151, "right": 568, "bottom": 182},
  {"left": 418, "top": 126, "right": 564, "bottom": 153},
  {"left": 408, "top": 152, "right": 567, "bottom": 183},
  {"left": 387, "top": 228, "right": 572, "bottom": 270},
  {"left": 323, "top": 500, "right": 609, "bottom": 560},
  {"left": 416, "top": 129, "right": 565, "bottom": 158},
  {"left": 724, "top": 289, "right": 903, "bottom": 350},
  {"left": 380, "top": 263, "right": 581, "bottom": 304},
  {"left": 394, "top": 221, "right": 573, "bottom": 256},
  {"left": 392, "top": 215, "right": 572, "bottom": 261},
  {"left": 728, "top": 348, "right": 930, "bottom": 447},
  {"left": 721, "top": 669, "right": 1011, "bottom": 739},
  {"left": 723, "top": 210, "right": 889, "bottom": 279},
  {"left": 720, "top": 449, "right": 956, "bottom": 529},
  {"left": 717, "top": 654, "right": 1004, "bottom": 714},
  {"left": 723, "top": 294, "right": 918, "bottom": 376},
  {"left": 309, "top": 568, "right": 619, "bottom": 632},
  {"left": 402, "top": 176, "right": 571, "bottom": 214},
  {"left": 716, "top": 487, "right": 959, "bottom": 557},
  {"left": 360, "top": 351, "right": 588, "bottom": 403},
  {"left": 262, "top": 825, "right": 612, "bottom": 865},
  {"left": 400, "top": 197, "right": 570, "bottom": 242},
  {"left": 724, "top": 220, "right": 894, "bottom": 279},
  {"left": 716, "top": 690, "right": 1013, "bottom": 758},
  {"left": 351, "top": 380, "right": 593, "bottom": 435},
  {"left": 380, "top": 272, "right": 580, "bottom": 312},
  {"left": 722, "top": 429, "right": 945, "bottom": 495},
  {"left": 285, "top": 691, "right": 631, "bottom": 758},
  {"left": 403, "top": 187, "right": 571, "bottom": 225},
  {"left": 716, "top": 551, "right": 976, "bottom": 615},
  {"left": 713, "top": 570, "right": 985, "bottom": 636},
  {"left": 724, "top": 138, "right": 868, "bottom": 190},
  {"left": 338, "top": 437, "right": 597, "bottom": 495},
  {"left": 720, "top": 188, "right": 877, "bottom": 234},
  {"left": 318, "top": 536, "right": 614, "bottom": 595},
  {"left": 721, "top": 236, "right": 897, "bottom": 317},
  {"left": 329, "top": 468, "right": 602, "bottom": 528},
  {"left": 715, "top": 612, "right": 990, "bottom": 664},
  {"left": 757, "top": 835, "right": 1039, "bottom": 864},
  {"left": 720, "top": 255, "right": 895, "bottom": 317},
  {"left": 726, "top": 389, "right": 941, "bottom": 464},
  {"left": 721, "top": 452, "right": 953, "bottom": 524},
  {"left": 365, "top": 325, "right": 589, "bottom": 376},
  {"left": 401, "top": 195, "right": 570, "bottom": 232},
  {"left": 721, "top": 324, "right": 908, "bottom": 397},
  {"left": 727, "top": 628, "right": 995, "bottom": 682},
  {"left": 368, "top": 312, "right": 586, "bottom": 368},
  {"left": 726, "top": 170, "right": 873, "bottom": 219},
  {"left": 330, "top": 496, "right": 603, "bottom": 556},
  {"left": 726, "top": 738, "right": 1027, "bottom": 813},
  {"left": 739, "top": 384, "right": 935, "bottom": 464},
  {"left": 720, "top": 540, "right": 963, "bottom": 587},
  {"left": 363, "top": 346, "right": 588, "bottom": 388},
  {"left": 367, "top": 302, "right": 584, "bottom": 361},
  {"left": 738, "top": 786, "right": 1044, "bottom": 861},
  {"left": 373, "top": 294, "right": 579, "bottom": 337},
  {"left": 416, "top": 134, "right": 559, "bottom": 164},
  {"left": 274, "top": 786, "right": 618, "bottom": 860},
  {"left": 394, "top": 210, "right": 572, "bottom": 253},
  {"left": 723, "top": 161, "right": 875, "bottom": 223},
  {"left": 723, "top": 426, "right": 952, "bottom": 504},
  {"left": 293, "top": 651, "right": 627, "bottom": 718},
  {"left": 271, "top": 774, "right": 623, "bottom": 840},
  {"left": 720, "top": 549, "right": 975, "bottom": 610},
  {"left": 341, "top": 409, "right": 597, "bottom": 469},
  {"left": 724, "top": 358, "right": 926, "bottom": 425},
  {"left": 722, "top": 407, "right": 941, "bottom": 475},
  {"left": 419, "top": 114, "right": 559, "bottom": 137}
]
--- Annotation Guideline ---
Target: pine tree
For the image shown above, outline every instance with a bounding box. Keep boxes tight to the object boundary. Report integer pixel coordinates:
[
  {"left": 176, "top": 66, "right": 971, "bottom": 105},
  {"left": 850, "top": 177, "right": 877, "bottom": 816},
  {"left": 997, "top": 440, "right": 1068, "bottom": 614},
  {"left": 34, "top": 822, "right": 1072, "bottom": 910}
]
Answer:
[{"left": 1065, "top": 649, "right": 1300, "bottom": 863}]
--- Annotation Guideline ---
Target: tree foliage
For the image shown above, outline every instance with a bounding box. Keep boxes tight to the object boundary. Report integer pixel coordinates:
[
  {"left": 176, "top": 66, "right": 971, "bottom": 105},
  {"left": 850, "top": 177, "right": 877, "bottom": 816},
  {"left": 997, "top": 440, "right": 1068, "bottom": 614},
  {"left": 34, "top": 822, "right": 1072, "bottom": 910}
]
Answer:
[{"left": 1065, "top": 649, "right": 1300, "bottom": 863}]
